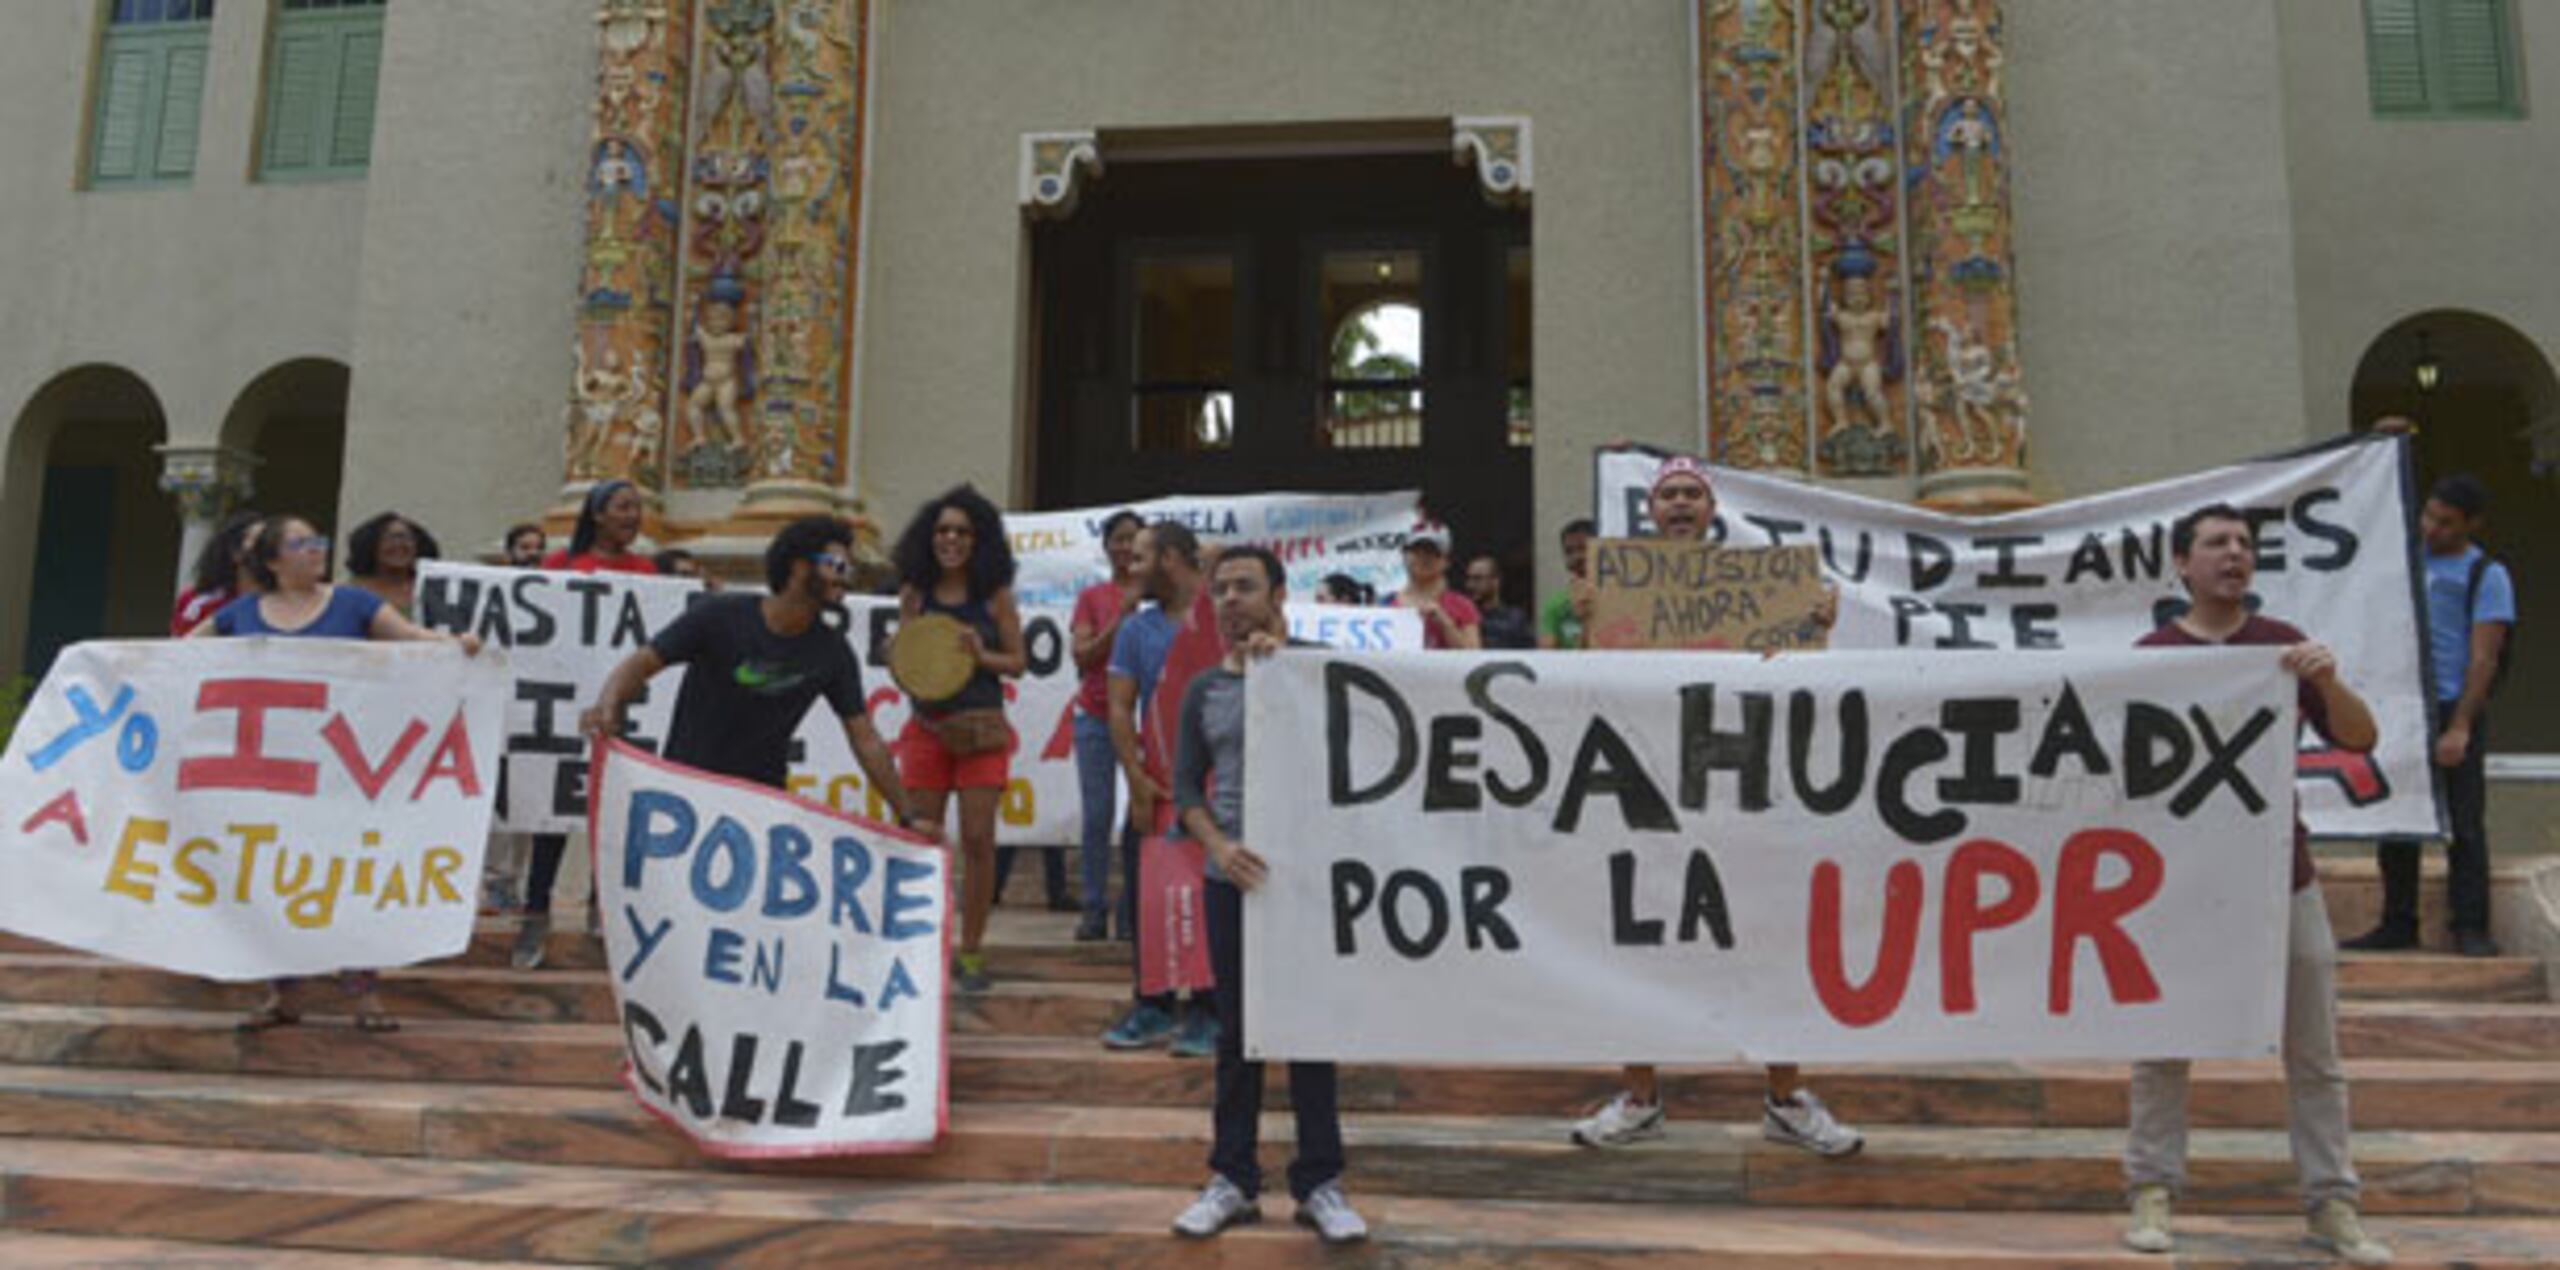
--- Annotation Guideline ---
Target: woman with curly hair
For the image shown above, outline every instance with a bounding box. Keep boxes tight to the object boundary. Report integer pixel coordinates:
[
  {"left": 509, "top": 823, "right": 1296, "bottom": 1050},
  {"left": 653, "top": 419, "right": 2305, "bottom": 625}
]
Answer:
[
  {"left": 345, "top": 511, "right": 442, "bottom": 617},
  {"left": 893, "top": 485, "right": 1027, "bottom": 993},
  {"left": 171, "top": 509, "right": 264, "bottom": 636}
]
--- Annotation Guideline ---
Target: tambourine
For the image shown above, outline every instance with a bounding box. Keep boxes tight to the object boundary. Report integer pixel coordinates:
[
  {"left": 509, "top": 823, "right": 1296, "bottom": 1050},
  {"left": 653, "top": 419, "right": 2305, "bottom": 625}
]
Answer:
[{"left": 888, "top": 612, "right": 975, "bottom": 703}]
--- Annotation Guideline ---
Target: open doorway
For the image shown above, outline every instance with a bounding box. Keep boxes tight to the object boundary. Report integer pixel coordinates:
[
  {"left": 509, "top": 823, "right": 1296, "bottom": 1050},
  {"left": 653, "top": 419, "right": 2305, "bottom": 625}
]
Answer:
[{"left": 2, "top": 366, "right": 178, "bottom": 679}]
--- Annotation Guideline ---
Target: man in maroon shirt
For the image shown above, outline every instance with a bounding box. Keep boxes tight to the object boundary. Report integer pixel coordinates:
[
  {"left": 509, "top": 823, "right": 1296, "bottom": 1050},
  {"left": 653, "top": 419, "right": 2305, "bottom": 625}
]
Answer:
[{"left": 2121, "top": 503, "right": 2390, "bottom": 1266}]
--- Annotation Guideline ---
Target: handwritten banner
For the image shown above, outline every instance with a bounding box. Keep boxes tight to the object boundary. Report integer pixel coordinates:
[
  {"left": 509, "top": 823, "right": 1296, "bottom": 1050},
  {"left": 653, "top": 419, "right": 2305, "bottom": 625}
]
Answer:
[
  {"left": 591, "top": 740, "right": 948, "bottom": 1156},
  {"left": 1287, "top": 606, "right": 1425, "bottom": 653},
  {"left": 1592, "top": 437, "right": 2434, "bottom": 838},
  {"left": 1590, "top": 542, "right": 1828, "bottom": 652},
  {"left": 1006, "top": 491, "right": 1420, "bottom": 610},
  {"left": 1243, "top": 649, "right": 2296, "bottom": 1064},
  {"left": 0, "top": 640, "right": 507, "bottom": 980}
]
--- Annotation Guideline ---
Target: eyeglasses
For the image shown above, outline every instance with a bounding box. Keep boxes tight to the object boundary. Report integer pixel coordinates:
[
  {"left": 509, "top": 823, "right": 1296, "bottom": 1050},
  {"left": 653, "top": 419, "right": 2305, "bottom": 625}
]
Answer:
[
  {"left": 809, "top": 553, "right": 854, "bottom": 577},
  {"left": 283, "top": 535, "right": 330, "bottom": 554}
]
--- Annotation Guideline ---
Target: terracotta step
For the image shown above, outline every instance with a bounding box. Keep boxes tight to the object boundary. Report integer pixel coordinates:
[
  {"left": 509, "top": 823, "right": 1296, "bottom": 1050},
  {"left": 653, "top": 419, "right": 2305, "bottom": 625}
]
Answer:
[
  {"left": 0, "top": 1064, "right": 2550, "bottom": 1216},
  {"left": 2334, "top": 952, "right": 2549, "bottom": 1003},
  {"left": 0, "top": 1136, "right": 2552, "bottom": 1267},
  {"left": 0, "top": 1004, "right": 2554, "bottom": 1132},
  {"left": 0, "top": 1229, "right": 557, "bottom": 1267}
]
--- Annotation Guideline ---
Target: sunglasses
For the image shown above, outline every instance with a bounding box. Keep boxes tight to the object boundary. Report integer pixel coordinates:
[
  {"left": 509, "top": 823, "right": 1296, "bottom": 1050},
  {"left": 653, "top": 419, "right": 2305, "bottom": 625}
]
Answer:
[
  {"left": 283, "top": 535, "right": 330, "bottom": 554},
  {"left": 809, "top": 553, "right": 854, "bottom": 577}
]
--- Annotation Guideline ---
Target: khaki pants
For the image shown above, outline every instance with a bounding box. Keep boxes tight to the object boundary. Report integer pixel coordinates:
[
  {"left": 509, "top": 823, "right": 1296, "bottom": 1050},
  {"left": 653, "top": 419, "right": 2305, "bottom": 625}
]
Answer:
[{"left": 2125, "top": 886, "right": 2358, "bottom": 1211}]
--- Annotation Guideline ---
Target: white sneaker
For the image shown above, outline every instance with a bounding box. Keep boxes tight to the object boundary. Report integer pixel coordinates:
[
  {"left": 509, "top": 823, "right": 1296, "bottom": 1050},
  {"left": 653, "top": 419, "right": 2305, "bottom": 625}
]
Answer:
[
  {"left": 1762, "top": 1089, "right": 1863, "bottom": 1157},
  {"left": 1170, "top": 1175, "right": 1259, "bottom": 1239},
  {"left": 2307, "top": 1198, "right": 2392, "bottom": 1267},
  {"left": 1569, "top": 1091, "right": 1666, "bottom": 1147},
  {"left": 1294, "top": 1181, "right": 1368, "bottom": 1245},
  {"left": 2123, "top": 1183, "right": 2174, "bottom": 1254}
]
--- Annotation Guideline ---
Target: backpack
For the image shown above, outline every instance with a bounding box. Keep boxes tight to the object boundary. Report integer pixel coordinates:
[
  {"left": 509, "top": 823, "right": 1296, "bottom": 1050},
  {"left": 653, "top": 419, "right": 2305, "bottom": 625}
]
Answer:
[{"left": 2465, "top": 553, "right": 2517, "bottom": 695}]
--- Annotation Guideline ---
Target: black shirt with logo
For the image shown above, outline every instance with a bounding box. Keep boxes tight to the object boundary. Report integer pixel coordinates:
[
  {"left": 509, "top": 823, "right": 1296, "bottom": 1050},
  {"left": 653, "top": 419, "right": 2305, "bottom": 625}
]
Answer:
[{"left": 651, "top": 594, "right": 868, "bottom": 788}]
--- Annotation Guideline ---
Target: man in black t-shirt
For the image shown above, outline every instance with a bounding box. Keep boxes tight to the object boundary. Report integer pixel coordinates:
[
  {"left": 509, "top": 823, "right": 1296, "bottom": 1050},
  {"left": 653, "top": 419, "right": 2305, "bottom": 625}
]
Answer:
[{"left": 581, "top": 517, "right": 926, "bottom": 832}]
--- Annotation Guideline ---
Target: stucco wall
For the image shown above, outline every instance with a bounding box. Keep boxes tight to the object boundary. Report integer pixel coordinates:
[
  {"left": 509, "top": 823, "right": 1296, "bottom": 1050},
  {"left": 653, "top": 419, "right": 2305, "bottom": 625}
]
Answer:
[{"left": 332, "top": 0, "right": 595, "bottom": 557}]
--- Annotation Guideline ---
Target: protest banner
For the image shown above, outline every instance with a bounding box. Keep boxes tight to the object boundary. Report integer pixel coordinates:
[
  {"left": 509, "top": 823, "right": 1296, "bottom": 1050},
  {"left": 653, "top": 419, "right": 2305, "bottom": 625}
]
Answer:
[
  {"left": 1589, "top": 542, "right": 1829, "bottom": 652},
  {"left": 1006, "top": 491, "right": 1420, "bottom": 610},
  {"left": 1287, "top": 605, "right": 1425, "bottom": 653},
  {"left": 590, "top": 739, "right": 948, "bottom": 1156},
  {"left": 1244, "top": 648, "right": 2298, "bottom": 1065},
  {"left": 418, "top": 561, "right": 702, "bottom": 834},
  {"left": 0, "top": 639, "right": 507, "bottom": 980},
  {"left": 1592, "top": 437, "right": 2434, "bottom": 838}
]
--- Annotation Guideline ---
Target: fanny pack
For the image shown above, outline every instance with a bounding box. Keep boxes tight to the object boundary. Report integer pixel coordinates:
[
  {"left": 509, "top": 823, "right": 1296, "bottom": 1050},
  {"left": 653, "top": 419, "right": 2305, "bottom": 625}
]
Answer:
[{"left": 929, "top": 708, "right": 1011, "bottom": 756}]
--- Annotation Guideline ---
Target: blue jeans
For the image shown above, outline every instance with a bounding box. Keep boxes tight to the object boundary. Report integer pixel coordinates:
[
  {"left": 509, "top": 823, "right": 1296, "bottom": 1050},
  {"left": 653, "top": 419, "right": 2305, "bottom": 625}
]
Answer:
[{"left": 1072, "top": 712, "right": 1124, "bottom": 927}]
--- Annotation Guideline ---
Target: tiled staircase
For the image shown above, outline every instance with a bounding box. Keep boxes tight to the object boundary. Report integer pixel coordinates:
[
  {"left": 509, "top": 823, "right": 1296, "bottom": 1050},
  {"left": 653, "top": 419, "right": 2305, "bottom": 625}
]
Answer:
[{"left": 0, "top": 867, "right": 2550, "bottom": 1266}]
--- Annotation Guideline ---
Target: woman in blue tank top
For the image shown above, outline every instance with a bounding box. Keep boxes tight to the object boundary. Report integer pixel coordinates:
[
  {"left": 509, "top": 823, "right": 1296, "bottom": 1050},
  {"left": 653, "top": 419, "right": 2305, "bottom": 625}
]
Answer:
[
  {"left": 190, "top": 514, "right": 485, "bottom": 1032},
  {"left": 892, "top": 486, "right": 1027, "bottom": 994}
]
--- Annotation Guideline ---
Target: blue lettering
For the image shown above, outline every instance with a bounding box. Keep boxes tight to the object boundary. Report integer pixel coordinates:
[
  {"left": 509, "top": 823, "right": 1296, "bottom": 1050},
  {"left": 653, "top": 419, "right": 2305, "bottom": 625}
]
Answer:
[
  {"left": 830, "top": 836, "right": 874, "bottom": 934},
  {"left": 882, "top": 857, "right": 939, "bottom": 941},
  {"left": 623, "top": 789, "right": 697, "bottom": 888},
  {"left": 765, "top": 824, "right": 819, "bottom": 918},
  {"left": 29, "top": 684, "right": 133, "bottom": 773},
  {"left": 704, "top": 926, "right": 745, "bottom": 984},
  {"left": 879, "top": 956, "right": 921, "bottom": 1013},
  {"left": 690, "top": 816, "right": 756, "bottom": 912},
  {"left": 618, "top": 906, "right": 674, "bottom": 982},
  {"left": 116, "top": 714, "right": 157, "bottom": 773},
  {"left": 750, "top": 935, "right": 785, "bottom": 994},
  {"left": 824, "top": 941, "right": 866, "bottom": 1009}
]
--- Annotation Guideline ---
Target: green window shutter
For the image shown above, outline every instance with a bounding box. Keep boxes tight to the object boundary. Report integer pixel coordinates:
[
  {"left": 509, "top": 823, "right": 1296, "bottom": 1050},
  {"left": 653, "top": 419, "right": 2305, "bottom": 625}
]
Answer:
[
  {"left": 2438, "top": 0, "right": 2516, "bottom": 113},
  {"left": 90, "top": 46, "right": 156, "bottom": 181},
  {"left": 152, "top": 43, "right": 206, "bottom": 177},
  {"left": 263, "top": 30, "right": 332, "bottom": 173},
  {"left": 2365, "top": 0, "right": 2433, "bottom": 114},
  {"left": 328, "top": 27, "right": 382, "bottom": 168}
]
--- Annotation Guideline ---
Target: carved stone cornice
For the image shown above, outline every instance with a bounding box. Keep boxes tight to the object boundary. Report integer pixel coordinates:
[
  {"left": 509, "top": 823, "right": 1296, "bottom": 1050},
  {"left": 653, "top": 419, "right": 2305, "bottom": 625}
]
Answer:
[
  {"left": 1453, "top": 116, "right": 1531, "bottom": 206},
  {"left": 1020, "top": 131, "right": 1103, "bottom": 218}
]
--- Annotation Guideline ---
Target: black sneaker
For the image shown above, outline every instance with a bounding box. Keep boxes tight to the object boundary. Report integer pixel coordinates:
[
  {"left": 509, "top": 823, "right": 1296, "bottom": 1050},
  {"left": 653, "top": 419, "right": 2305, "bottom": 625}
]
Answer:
[
  {"left": 2453, "top": 929, "right": 2501, "bottom": 958},
  {"left": 1073, "top": 915, "right": 1108, "bottom": 942},
  {"left": 2339, "top": 924, "right": 2417, "bottom": 952}
]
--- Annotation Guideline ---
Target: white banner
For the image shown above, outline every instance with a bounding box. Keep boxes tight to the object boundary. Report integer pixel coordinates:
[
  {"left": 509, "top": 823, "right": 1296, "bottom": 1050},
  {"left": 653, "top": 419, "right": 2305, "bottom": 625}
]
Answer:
[
  {"left": 1245, "top": 649, "right": 2298, "bottom": 1064},
  {"left": 1287, "top": 606, "right": 1426, "bottom": 653},
  {"left": 1006, "top": 491, "right": 1420, "bottom": 611},
  {"left": 0, "top": 640, "right": 507, "bottom": 980},
  {"left": 419, "top": 562, "right": 702, "bottom": 834},
  {"left": 592, "top": 740, "right": 947, "bottom": 1155},
  {"left": 1593, "top": 438, "right": 2433, "bottom": 838}
]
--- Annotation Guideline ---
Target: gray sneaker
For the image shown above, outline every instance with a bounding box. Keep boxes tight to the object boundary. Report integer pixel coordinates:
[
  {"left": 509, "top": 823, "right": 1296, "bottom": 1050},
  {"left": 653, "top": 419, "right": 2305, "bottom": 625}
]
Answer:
[
  {"left": 1170, "top": 1175, "right": 1259, "bottom": 1239},
  {"left": 1762, "top": 1089, "right": 1863, "bottom": 1157},
  {"left": 510, "top": 913, "right": 552, "bottom": 971},
  {"left": 1294, "top": 1181, "right": 1368, "bottom": 1245}
]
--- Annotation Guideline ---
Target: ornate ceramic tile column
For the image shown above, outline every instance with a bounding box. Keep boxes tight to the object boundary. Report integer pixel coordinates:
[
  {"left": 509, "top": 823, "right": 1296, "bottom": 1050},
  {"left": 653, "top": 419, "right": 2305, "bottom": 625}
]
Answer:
[
  {"left": 1805, "top": 0, "right": 1912, "bottom": 478},
  {"left": 1900, "top": 0, "right": 2031, "bottom": 510},
  {"left": 563, "top": 0, "right": 694, "bottom": 513},
  {"left": 1699, "top": 0, "right": 1811, "bottom": 474},
  {"left": 156, "top": 443, "right": 260, "bottom": 598}
]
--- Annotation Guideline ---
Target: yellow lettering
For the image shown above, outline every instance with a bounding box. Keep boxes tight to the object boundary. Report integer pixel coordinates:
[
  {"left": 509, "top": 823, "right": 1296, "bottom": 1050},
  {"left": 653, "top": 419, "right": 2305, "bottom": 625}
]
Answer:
[
  {"left": 278, "top": 852, "right": 346, "bottom": 930},
  {"left": 227, "top": 823, "right": 278, "bottom": 903},
  {"left": 999, "top": 779, "right": 1034, "bottom": 827},
  {"left": 354, "top": 858, "right": 376, "bottom": 896},
  {"left": 172, "top": 838, "right": 219, "bottom": 907},
  {"left": 420, "top": 846, "right": 465, "bottom": 905},
  {"left": 374, "top": 861, "right": 410, "bottom": 910},
  {"left": 104, "top": 817, "right": 169, "bottom": 903},
  {"left": 826, "top": 774, "right": 863, "bottom": 812},
  {"left": 787, "top": 774, "right": 816, "bottom": 800}
]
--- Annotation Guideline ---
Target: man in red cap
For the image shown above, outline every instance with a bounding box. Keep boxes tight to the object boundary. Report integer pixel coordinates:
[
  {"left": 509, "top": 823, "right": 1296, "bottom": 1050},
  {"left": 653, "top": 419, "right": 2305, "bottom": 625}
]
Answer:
[{"left": 1568, "top": 453, "right": 1864, "bottom": 1158}]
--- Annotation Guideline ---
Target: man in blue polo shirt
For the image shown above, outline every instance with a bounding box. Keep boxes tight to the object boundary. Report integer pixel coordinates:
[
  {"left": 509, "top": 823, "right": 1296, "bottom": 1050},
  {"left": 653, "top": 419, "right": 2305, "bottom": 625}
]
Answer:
[{"left": 2345, "top": 474, "right": 2514, "bottom": 958}]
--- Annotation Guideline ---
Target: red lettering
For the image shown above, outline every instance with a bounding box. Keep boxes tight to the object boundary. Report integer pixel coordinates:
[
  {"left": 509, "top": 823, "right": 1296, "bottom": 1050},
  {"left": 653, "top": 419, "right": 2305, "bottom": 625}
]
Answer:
[
  {"left": 321, "top": 715, "right": 429, "bottom": 801},
  {"left": 1808, "top": 859, "right": 1924, "bottom": 1029},
  {"left": 1039, "top": 699, "right": 1076, "bottom": 762},
  {"left": 177, "top": 679, "right": 326, "bottom": 795},
  {"left": 1939, "top": 839, "right": 2040, "bottom": 1015},
  {"left": 2048, "top": 828, "right": 2164, "bottom": 1015},
  {"left": 19, "top": 790, "right": 89, "bottom": 845},
  {"left": 409, "top": 709, "right": 484, "bottom": 801}
]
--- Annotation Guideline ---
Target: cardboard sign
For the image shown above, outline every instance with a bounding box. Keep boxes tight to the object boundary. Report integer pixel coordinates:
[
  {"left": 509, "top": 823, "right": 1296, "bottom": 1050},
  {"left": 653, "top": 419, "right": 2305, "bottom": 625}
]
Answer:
[
  {"left": 1591, "top": 437, "right": 2436, "bottom": 839},
  {"left": 0, "top": 639, "right": 507, "bottom": 979},
  {"left": 1588, "top": 541, "right": 1830, "bottom": 652},
  {"left": 1243, "top": 647, "right": 2298, "bottom": 1065},
  {"left": 590, "top": 739, "right": 948, "bottom": 1156},
  {"left": 1137, "top": 834, "right": 1213, "bottom": 996}
]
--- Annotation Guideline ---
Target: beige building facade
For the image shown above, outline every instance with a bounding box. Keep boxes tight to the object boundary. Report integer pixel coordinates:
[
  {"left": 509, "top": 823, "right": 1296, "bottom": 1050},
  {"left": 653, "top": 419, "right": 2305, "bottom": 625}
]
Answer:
[{"left": 3, "top": 1, "right": 2554, "bottom": 811}]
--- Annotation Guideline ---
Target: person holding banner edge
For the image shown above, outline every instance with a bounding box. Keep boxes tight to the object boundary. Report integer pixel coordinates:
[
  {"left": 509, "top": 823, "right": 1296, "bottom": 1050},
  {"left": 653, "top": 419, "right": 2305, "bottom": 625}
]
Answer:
[
  {"left": 892, "top": 487, "right": 1028, "bottom": 995},
  {"left": 1068, "top": 509, "right": 1146, "bottom": 943},
  {"left": 2121, "top": 503, "right": 2390, "bottom": 1266},
  {"left": 189, "top": 513, "right": 486, "bottom": 1033},
  {"left": 577, "top": 516, "right": 930, "bottom": 864},
  {"left": 1167, "top": 545, "right": 1368, "bottom": 1245},
  {"left": 1568, "top": 454, "right": 1865, "bottom": 1158}
]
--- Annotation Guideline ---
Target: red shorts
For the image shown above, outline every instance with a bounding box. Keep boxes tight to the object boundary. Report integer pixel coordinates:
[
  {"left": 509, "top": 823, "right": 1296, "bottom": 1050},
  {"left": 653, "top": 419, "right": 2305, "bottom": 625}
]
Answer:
[{"left": 897, "top": 718, "right": 1012, "bottom": 792}]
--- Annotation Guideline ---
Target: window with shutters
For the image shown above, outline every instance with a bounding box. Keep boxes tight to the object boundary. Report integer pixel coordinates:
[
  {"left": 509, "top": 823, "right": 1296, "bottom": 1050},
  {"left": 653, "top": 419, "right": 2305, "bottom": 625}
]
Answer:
[
  {"left": 86, "top": 0, "right": 217, "bottom": 188},
  {"left": 2364, "top": 0, "right": 2526, "bottom": 119},
  {"left": 257, "top": 0, "right": 386, "bottom": 181}
]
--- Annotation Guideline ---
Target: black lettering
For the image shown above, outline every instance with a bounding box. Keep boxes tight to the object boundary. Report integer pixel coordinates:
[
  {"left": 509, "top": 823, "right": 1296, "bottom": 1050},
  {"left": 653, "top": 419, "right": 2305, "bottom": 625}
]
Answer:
[
  {"left": 1932, "top": 602, "right": 1997, "bottom": 650},
  {"left": 1024, "top": 616, "right": 1065, "bottom": 677},
  {"left": 622, "top": 1002, "right": 667, "bottom": 1096},
  {"left": 1889, "top": 595, "right": 1930, "bottom": 646},
  {"left": 1788, "top": 689, "right": 1868, "bottom": 814},
  {"left": 2122, "top": 703, "right": 2194, "bottom": 801},
  {"left": 1556, "top": 720, "right": 1677, "bottom": 832},
  {"left": 511, "top": 574, "right": 559, "bottom": 646},
  {"left": 2292, "top": 488, "right": 2357, "bottom": 572},
  {"left": 667, "top": 1024, "right": 714, "bottom": 1118},
  {"left": 612, "top": 591, "right": 651, "bottom": 647},
  {"left": 2028, "top": 682, "right": 2112, "bottom": 778},
  {"left": 1742, "top": 514, "right": 1806, "bottom": 547},
  {"left": 865, "top": 606, "right": 898, "bottom": 666},
  {"left": 1326, "top": 662, "right": 1418, "bottom": 805},
  {"left": 512, "top": 680, "right": 585, "bottom": 755},
  {"left": 719, "top": 1032, "right": 768, "bottom": 1124},
  {"left": 1878, "top": 728, "right": 1964, "bottom": 843},
  {"left": 2120, "top": 524, "right": 2165, "bottom": 582},
  {"left": 1609, "top": 851, "right": 1664, "bottom": 946},
  {"left": 772, "top": 1041, "right": 822, "bottom": 1128},
  {"left": 2172, "top": 706, "right": 2275, "bottom": 817},
  {"left": 1460, "top": 867, "right": 1521, "bottom": 952},
  {"left": 2010, "top": 603, "right": 2062, "bottom": 650},
  {"left": 1331, "top": 860, "right": 1377, "bottom": 956},
  {"left": 1423, "top": 715, "right": 1483, "bottom": 812},
  {"left": 1907, "top": 533, "right": 1954, "bottom": 591},
  {"left": 1678, "top": 849, "right": 1735, "bottom": 949},
  {"left": 1468, "top": 663, "right": 1549, "bottom": 808},
  {"left": 1972, "top": 534, "right": 2047, "bottom": 588},
  {"left": 1937, "top": 698, "right": 2022, "bottom": 805},
  {"left": 1818, "top": 527, "right": 1873, "bottom": 583},
  {"left": 1381, "top": 872, "right": 1450, "bottom": 960},
  {"left": 1679, "top": 685, "right": 1773, "bottom": 811},
  {"left": 842, "top": 1039, "right": 908, "bottom": 1116},
  {"left": 416, "top": 576, "right": 472, "bottom": 635},
  {"left": 567, "top": 578, "right": 611, "bottom": 644},
  {"left": 551, "top": 758, "right": 590, "bottom": 819},
  {"left": 2062, "top": 532, "right": 2114, "bottom": 584},
  {"left": 2242, "top": 506, "right": 2287, "bottom": 572}
]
